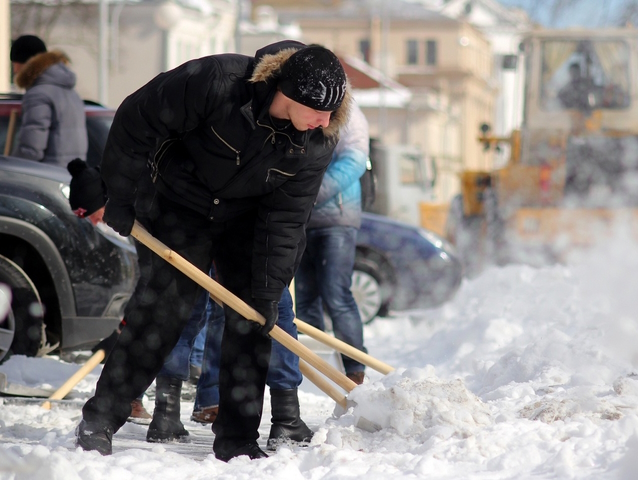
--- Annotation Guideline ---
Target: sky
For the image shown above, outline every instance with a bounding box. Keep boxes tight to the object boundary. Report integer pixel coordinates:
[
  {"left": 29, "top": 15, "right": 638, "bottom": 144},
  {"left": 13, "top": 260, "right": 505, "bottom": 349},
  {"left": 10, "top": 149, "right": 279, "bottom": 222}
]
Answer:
[
  {"left": 499, "top": 0, "right": 628, "bottom": 27},
  {"left": 0, "top": 225, "right": 638, "bottom": 478}
]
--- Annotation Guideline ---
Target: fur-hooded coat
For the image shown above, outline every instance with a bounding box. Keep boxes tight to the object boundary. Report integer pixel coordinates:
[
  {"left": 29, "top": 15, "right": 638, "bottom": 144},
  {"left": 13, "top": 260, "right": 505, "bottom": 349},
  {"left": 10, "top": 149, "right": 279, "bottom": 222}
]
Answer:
[
  {"left": 14, "top": 50, "right": 87, "bottom": 166},
  {"left": 100, "top": 40, "right": 351, "bottom": 300}
]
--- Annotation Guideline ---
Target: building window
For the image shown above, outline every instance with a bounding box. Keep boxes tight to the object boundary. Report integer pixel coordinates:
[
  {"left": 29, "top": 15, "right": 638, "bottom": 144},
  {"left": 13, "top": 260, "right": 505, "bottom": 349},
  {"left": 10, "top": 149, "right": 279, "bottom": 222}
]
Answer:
[
  {"left": 502, "top": 54, "right": 518, "bottom": 70},
  {"left": 407, "top": 39, "right": 418, "bottom": 65},
  {"left": 399, "top": 152, "right": 425, "bottom": 185},
  {"left": 359, "top": 39, "right": 371, "bottom": 63},
  {"left": 426, "top": 40, "right": 437, "bottom": 66}
]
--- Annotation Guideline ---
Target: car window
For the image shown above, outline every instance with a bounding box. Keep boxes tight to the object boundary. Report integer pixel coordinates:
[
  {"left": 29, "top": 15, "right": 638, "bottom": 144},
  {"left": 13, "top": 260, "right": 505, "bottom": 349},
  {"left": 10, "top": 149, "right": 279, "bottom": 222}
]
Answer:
[
  {"left": 0, "top": 115, "right": 8, "bottom": 154},
  {"left": 0, "top": 110, "right": 113, "bottom": 168},
  {"left": 86, "top": 115, "right": 113, "bottom": 168},
  {"left": 0, "top": 114, "right": 22, "bottom": 157}
]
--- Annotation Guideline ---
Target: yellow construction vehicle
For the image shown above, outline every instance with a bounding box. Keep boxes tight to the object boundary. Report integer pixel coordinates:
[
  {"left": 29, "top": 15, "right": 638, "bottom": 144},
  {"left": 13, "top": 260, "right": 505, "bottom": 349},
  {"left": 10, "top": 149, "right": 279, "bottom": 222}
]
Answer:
[{"left": 431, "top": 27, "right": 638, "bottom": 275}]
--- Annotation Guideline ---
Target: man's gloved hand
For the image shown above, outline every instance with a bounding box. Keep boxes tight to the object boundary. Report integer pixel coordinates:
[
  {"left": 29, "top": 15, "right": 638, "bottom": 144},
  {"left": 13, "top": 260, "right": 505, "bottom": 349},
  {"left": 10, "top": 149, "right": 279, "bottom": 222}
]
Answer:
[
  {"left": 252, "top": 298, "right": 278, "bottom": 337},
  {"left": 103, "top": 199, "right": 136, "bottom": 236},
  {"left": 91, "top": 329, "right": 120, "bottom": 363}
]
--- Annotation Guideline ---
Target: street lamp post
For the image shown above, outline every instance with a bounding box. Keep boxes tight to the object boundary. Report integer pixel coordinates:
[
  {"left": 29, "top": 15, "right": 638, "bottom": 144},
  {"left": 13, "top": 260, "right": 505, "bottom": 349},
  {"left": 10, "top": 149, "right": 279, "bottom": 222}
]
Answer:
[{"left": 98, "top": 0, "right": 109, "bottom": 105}]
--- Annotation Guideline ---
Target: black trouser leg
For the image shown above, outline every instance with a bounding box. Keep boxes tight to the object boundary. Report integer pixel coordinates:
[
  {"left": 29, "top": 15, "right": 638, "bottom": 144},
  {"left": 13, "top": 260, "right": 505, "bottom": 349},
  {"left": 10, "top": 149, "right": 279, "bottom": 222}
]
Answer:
[
  {"left": 212, "top": 211, "right": 271, "bottom": 453},
  {"left": 82, "top": 200, "right": 213, "bottom": 432},
  {"left": 212, "top": 305, "right": 271, "bottom": 445}
]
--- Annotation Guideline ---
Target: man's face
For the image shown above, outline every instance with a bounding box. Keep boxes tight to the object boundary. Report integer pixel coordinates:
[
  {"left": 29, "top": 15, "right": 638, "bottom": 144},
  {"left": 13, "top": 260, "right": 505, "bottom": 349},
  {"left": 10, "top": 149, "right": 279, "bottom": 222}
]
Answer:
[
  {"left": 12, "top": 62, "right": 23, "bottom": 76},
  {"left": 288, "top": 101, "right": 333, "bottom": 131}
]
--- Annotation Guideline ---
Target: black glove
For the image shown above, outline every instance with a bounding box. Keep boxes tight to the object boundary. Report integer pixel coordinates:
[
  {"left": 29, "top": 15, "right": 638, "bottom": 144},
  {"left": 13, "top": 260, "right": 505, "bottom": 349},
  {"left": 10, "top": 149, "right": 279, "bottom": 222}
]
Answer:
[
  {"left": 103, "top": 199, "right": 136, "bottom": 236},
  {"left": 91, "top": 329, "right": 120, "bottom": 363},
  {"left": 252, "top": 298, "right": 278, "bottom": 337}
]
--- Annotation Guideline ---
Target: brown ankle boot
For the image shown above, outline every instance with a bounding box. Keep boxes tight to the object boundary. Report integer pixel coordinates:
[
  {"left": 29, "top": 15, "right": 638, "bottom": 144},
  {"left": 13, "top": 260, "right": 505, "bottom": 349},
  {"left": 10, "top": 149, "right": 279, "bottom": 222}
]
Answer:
[
  {"left": 190, "top": 405, "right": 218, "bottom": 424},
  {"left": 346, "top": 372, "right": 365, "bottom": 385},
  {"left": 127, "top": 398, "right": 152, "bottom": 425}
]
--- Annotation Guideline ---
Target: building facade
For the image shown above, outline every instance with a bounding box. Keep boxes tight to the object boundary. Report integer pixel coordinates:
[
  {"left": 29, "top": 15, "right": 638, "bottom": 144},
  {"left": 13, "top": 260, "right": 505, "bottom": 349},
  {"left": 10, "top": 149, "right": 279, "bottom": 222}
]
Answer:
[
  {"left": 0, "top": 2, "right": 8, "bottom": 92},
  {"left": 435, "top": 0, "right": 532, "bottom": 168},
  {"left": 10, "top": 0, "right": 238, "bottom": 108},
  {"left": 274, "top": 0, "right": 495, "bottom": 204}
]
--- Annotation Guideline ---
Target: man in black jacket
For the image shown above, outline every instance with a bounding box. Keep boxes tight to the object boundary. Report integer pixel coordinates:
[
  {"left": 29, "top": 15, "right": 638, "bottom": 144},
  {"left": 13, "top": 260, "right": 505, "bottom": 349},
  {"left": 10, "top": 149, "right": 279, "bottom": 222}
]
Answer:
[{"left": 75, "top": 41, "right": 350, "bottom": 461}]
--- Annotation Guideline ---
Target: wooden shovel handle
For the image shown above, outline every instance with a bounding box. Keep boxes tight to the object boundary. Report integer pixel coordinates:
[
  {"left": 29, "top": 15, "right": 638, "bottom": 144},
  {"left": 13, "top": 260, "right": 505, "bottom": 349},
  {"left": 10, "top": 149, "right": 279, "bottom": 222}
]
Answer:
[
  {"left": 4, "top": 110, "right": 18, "bottom": 156},
  {"left": 293, "top": 318, "right": 395, "bottom": 374},
  {"left": 130, "top": 221, "right": 357, "bottom": 393},
  {"left": 42, "top": 349, "right": 105, "bottom": 409},
  {"left": 299, "top": 359, "right": 347, "bottom": 409}
]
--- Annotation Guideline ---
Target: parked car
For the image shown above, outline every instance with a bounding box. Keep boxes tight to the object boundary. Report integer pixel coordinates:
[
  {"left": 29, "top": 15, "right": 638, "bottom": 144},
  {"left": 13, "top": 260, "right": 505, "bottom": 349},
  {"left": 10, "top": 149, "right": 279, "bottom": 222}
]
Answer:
[
  {"left": 0, "top": 94, "right": 133, "bottom": 363},
  {"left": 353, "top": 212, "right": 462, "bottom": 322},
  {"left": 0, "top": 154, "right": 138, "bottom": 362},
  {"left": 0, "top": 94, "right": 461, "bottom": 362}
]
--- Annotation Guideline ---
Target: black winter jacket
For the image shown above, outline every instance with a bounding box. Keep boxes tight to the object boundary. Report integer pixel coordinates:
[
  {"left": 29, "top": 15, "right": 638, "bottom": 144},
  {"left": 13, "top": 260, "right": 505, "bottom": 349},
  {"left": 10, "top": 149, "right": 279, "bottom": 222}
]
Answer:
[{"left": 100, "top": 41, "right": 351, "bottom": 301}]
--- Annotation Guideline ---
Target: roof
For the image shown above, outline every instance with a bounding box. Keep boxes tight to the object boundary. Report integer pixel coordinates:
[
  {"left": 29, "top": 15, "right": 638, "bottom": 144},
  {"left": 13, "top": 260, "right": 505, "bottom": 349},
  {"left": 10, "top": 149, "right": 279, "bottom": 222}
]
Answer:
[
  {"left": 340, "top": 55, "right": 412, "bottom": 108},
  {"left": 277, "top": 0, "right": 457, "bottom": 23}
]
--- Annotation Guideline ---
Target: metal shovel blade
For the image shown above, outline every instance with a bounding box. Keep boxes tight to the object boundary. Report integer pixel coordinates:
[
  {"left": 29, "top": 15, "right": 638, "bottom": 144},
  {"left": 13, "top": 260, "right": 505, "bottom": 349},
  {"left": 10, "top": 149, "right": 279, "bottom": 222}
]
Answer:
[{"left": 0, "top": 372, "right": 56, "bottom": 398}]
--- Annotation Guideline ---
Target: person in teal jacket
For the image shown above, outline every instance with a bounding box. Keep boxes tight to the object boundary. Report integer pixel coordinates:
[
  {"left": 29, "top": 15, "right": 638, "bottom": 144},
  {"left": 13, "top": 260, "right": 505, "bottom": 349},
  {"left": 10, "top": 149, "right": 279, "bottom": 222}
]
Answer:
[{"left": 294, "top": 101, "right": 370, "bottom": 384}]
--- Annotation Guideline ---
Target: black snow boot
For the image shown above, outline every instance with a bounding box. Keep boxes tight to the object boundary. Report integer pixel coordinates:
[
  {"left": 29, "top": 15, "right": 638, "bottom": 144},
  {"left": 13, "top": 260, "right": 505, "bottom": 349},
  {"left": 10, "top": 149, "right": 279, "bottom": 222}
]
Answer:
[
  {"left": 267, "top": 388, "right": 313, "bottom": 451},
  {"left": 214, "top": 440, "right": 269, "bottom": 462},
  {"left": 76, "top": 419, "right": 113, "bottom": 455},
  {"left": 146, "top": 376, "right": 190, "bottom": 443}
]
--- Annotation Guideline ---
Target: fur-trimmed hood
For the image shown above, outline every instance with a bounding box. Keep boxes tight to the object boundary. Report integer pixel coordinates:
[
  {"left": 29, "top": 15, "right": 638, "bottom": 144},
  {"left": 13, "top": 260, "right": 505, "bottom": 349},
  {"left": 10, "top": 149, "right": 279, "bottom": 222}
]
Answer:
[
  {"left": 15, "top": 50, "right": 74, "bottom": 90},
  {"left": 249, "top": 43, "right": 352, "bottom": 140}
]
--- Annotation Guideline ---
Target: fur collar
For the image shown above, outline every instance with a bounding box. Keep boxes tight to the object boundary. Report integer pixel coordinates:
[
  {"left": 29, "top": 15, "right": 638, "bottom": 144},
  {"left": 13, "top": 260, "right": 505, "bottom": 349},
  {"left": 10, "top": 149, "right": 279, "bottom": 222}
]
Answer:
[
  {"left": 249, "top": 48, "right": 352, "bottom": 139},
  {"left": 15, "top": 50, "right": 70, "bottom": 90}
]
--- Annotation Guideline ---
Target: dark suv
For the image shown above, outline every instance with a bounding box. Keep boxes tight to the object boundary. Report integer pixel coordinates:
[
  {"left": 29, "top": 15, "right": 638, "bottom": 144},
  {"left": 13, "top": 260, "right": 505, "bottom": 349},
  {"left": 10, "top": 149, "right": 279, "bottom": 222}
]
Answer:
[{"left": 0, "top": 94, "right": 137, "bottom": 362}]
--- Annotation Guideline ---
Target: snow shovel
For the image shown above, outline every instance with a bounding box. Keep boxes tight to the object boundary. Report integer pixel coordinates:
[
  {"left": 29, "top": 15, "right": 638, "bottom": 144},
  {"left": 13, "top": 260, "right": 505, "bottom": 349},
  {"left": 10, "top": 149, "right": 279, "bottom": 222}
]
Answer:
[
  {"left": 0, "top": 372, "right": 56, "bottom": 398},
  {"left": 129, "top": 221, "right": 358, "bottom": 397}
]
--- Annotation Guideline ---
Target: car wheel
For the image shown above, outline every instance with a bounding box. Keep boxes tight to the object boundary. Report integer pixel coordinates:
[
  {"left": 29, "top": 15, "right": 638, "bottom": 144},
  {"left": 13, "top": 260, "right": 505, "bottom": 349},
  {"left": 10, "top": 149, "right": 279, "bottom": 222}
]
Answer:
[
  {"left": 0, "top": 255, "right": 44, "bottom": 361},
  {"left": 351, "top": 265, "right": 382, "bottom": 324},
  {"left": 352, "top": 253, "right": 395, "bottom": 324}
]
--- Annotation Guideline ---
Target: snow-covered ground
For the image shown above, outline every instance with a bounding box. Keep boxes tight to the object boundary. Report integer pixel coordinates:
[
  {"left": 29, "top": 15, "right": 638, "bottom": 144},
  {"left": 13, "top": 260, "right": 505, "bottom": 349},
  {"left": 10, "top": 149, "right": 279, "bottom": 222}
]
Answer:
[{"left": 1, "top": 232, "right": 638, "bottom": 479}]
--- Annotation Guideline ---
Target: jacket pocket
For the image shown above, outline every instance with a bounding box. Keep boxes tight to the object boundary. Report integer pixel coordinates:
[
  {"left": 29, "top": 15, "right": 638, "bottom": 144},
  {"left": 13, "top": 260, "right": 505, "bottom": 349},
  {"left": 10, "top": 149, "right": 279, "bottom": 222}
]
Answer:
[
  {"left": 266, "top": 168, "right": 296, "bottom": 188},
  {"left": 149, "top": 138, "right": 177, "bottom": 183}
]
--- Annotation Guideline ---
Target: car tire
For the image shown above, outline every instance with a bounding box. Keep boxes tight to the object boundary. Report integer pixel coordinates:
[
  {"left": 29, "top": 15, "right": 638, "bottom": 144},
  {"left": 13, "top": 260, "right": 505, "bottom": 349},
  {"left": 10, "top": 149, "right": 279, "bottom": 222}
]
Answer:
[
  {"left": 351, "top": 264, "right": 382, "bottom": 324},
  {"left": 352, "top": 253, "right": 395, "bottom": 324},
  {"left": 0, "top": 255, "right": 44, "bottom": 361}
]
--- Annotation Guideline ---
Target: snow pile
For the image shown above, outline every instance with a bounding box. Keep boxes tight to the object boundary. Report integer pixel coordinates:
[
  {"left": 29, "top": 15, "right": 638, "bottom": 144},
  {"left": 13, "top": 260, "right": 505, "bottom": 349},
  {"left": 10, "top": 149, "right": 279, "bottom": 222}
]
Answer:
[{"left": 344, "top": 367, "right": 491, "bottom": 436}]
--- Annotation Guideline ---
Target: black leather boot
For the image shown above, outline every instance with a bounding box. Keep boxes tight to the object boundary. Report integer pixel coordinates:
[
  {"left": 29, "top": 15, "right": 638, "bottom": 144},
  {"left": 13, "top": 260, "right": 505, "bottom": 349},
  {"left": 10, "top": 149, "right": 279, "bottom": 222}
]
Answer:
[
  {"left": 267, "top": 388, "right": 313, "bottom": 451},
  {"left": 214, "top": 440, "right": 268, "bottom": 462},
  {"left": 146, "top": 376, "right": 190, "bottom": 443}
]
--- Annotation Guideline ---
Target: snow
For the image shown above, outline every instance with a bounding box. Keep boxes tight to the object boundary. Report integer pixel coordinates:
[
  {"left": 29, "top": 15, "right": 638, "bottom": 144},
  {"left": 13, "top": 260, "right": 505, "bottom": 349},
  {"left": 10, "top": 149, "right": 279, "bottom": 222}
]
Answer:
[{"left": 1, "top": 233, "right": 638, "bottom": 479}]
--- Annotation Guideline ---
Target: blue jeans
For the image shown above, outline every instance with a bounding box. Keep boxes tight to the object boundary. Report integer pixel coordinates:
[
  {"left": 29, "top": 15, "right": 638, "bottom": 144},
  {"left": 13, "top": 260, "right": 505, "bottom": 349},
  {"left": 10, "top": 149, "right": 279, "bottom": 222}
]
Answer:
[
  {"left": 190, "top": 325, "right": 206, "bottom": 369},
  {"left": 294, "top": 226, "right": 366, "bottom": 374},
  {"left": 193, "top": 287, "right": 303, "bottom": 410}
]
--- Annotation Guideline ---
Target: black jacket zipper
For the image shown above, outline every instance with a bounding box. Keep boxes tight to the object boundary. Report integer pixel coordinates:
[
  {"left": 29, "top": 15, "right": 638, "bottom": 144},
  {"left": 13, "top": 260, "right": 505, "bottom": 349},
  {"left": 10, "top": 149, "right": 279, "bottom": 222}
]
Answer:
[{"left": 210, "top": 126, "right": 241, "bottom": 165}]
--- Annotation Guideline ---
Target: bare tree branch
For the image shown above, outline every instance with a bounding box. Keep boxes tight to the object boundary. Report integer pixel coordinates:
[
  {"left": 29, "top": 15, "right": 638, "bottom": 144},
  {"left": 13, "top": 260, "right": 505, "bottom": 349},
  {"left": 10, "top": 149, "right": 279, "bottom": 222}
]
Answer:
[{"left": 11, "top": 1, "right": 85, "bottom": 41}]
